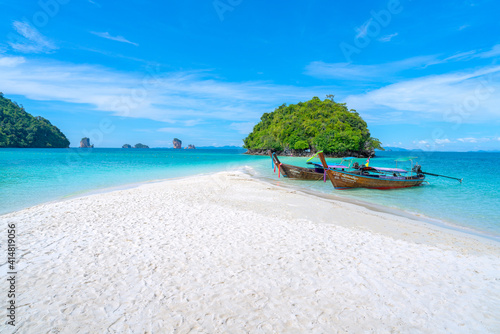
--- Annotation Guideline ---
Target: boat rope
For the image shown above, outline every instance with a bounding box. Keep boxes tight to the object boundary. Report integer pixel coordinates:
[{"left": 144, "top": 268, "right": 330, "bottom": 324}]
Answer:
[{"left": 278, "top": 163, "right": 282, "bottom": 178}]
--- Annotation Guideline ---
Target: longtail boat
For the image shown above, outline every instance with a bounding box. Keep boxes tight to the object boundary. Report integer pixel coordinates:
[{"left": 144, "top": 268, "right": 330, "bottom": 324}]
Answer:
[
  {"left": 270, "top": 151, "right": 325, "bottom": 180},
  {"left": 317, "top": 152, "right": 426, "bottom": 190}
]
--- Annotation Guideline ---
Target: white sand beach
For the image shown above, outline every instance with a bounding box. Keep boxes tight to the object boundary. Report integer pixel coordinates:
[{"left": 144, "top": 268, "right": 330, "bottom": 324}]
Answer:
[{"left": 1, "top": 171, "right": 499, "bottom": 333}]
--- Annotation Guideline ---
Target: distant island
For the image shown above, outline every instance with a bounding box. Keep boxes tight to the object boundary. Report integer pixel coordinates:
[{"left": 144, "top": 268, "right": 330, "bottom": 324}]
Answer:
[
  {"left": 173, "top": 138, "right": 196, "bottom": 149},
  {"left": 173, "top": 138, "right": 182, "bottom": 149},
  {"left": 80, "top": 137, "right": 94, "bottom": 148},
  {"left": 0, "top": 93, "right": 70, "bottom": 148},
  {"left": 376, "top": 146, "right": 409, "bottom": 152},
  {"left": 121, "top": 143, "right": 149, "bottom": 148},
  {"left": 243, "top": 96, "right": 382, "bottom": 157}
]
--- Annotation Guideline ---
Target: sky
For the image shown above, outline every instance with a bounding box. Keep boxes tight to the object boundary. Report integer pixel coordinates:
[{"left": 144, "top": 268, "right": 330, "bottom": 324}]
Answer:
[{"left": 0, "top": 0, "right": 499, "bottom": 150}]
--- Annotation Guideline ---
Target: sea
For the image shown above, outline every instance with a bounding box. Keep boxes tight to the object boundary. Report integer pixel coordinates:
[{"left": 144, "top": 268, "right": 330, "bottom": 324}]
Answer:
[{"left": 1, "top": 148, "right": 499, "bottom": 240}]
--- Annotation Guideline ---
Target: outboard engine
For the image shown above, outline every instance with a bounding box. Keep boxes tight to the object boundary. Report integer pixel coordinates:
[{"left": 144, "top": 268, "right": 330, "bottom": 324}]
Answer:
[{"left": 412, "top": 164, "right": 422, "bottom": 175}]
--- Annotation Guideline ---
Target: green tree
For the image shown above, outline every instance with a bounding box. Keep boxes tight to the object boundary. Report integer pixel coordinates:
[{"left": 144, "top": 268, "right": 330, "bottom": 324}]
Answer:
[
  {"left": 0, "top": 95, "right": 70, "bottom": 148},
  {"left": 293, "top": 140, "right": 309, "bottom": 150},
  {"left": 243, "top": 96, "right": 382, "bottom": 156}
]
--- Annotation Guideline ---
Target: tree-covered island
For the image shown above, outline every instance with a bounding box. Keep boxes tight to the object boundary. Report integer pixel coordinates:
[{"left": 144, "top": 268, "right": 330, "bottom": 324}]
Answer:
[
  {"left": 0, "top": 93, "right": 70, "bottom": 148},
  {"left": 243, "top": 96, "right": 382, "bottom": 157}
]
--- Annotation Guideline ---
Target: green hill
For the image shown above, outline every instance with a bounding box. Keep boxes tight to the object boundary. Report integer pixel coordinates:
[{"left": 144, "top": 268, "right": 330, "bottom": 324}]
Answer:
[
  {"left": 243, "top": 96, "right": 382, "bottom": 156},
  {"left": 0, "top": 93, "right": 70, "bottom": 148}
]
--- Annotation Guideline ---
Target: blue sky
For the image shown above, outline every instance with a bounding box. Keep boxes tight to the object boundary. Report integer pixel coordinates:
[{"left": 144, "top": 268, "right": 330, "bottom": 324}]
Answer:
[{"left": 0, "top": 0, "right": 499, "bottom": 150}]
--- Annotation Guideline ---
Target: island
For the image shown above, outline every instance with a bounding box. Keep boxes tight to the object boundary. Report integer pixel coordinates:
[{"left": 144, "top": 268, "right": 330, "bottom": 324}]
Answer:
[
  {"left": 122, "top": 144, "right": 132, "bottom": 149},
  {"left": 173, "top": 138, "right": 182, "bottom": 149},
  {"left": 134, "top": 143, "right": 149, "bottom": 149},
  {"left": 186, "top": 144, "right": 196, "bottom": 149},
  {"left": 0, "top": 93, "right": 70, "bottom": 148},
  {"left": 243, "top": 96, "right": 382, "bottom": 157},
  {"left": 80, "top": 137, "right": 94, "bottom": 148}
]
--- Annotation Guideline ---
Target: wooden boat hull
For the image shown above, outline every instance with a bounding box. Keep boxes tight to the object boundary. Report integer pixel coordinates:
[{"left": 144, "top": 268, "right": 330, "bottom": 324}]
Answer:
[
  {"left": 270, "top": 151, "right": 324, "bottom": 181},
  {"left": 280, "top": 163, "right": 325, "bottom": 180},
  {"left": 317, "top": 152, "right": 424, "bottom": 189},
  {"left": 326, "top": 169, "right": 425, "bottom": 189}
]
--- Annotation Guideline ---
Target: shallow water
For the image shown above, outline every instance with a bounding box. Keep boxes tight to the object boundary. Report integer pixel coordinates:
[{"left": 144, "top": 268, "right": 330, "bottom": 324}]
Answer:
[
  {"left": 1, "top": 148, "right": 499, "bottom": 239},
  {"left": 255, "top": 151, "right": 500, "bottom": 239},
  {"left": 0, "top": 148, "right": 265, "bottom": 215}
]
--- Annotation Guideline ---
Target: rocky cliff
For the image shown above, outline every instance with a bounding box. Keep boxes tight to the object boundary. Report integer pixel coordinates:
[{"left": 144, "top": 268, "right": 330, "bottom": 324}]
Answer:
[
  {"left": 173, "top": 138, "right": 182, "bottom": 149},
  {"left": 80, "top": 137, "right": 94, "bottom": 148}
]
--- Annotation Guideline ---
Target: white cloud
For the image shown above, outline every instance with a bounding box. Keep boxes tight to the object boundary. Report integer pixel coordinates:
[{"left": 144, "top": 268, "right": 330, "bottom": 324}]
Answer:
[
  {"left": 457, "top": 137, "right": 476, "bottom": 143},
  {"left": 8, "top": 21, "right": 57, "bottom": 53},
  {"left": 435, "top": 138, "right": 451, "bottom": 144},
  {"left": 304, "top": 56, "right": 437, "bottom": 80},
  {"left": 157, "top": 127, "right": 180, "bottom": 133},
  {"left": 457, "top": 137, "right": 492, "bottom": 143},
  {"left": 91, "top": 32, "right": 139, "bottom": 46},
  {"left": 0, "top": 57, "right": 329, "bottom": 125},
  {"left": 443, "top": 50, "right": 477, "bottom": 62},
  {"left": 442, "top": 44, "right": 500, "bottom": 62},
  {"left": 230, "top": 122, "right": 255, "bottom": 134},
  {"left": 378, "top": 33, "right": 398, "bottom": 42},
  {"left": 306, "top": 44, "right": 500, "bottom": 81},
  {"left": 0, "top": 56, "right": 25, "bottom": 67},
  {"left": 477, "top": 44, "right": 500, "bottom": 59},
  {"left": 345, "top": 66, "right": 500, "bottom": 121},
  {"left": 184, "top": 119, "right": 203, "bottom": 126}
]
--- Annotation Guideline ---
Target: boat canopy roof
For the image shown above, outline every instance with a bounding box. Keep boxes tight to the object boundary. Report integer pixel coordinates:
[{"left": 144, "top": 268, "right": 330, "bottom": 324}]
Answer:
[
  {"left": 363, "top": 166, "right": 408, "bottom": 173},
  {"left": 311, "top": 162, "right": 348, "bottom": 169},
  {"left": 394, "top": 157, "right": 418, "bottom": 162},
  {"left": 329, "top": 164, "right": 349, "bottom": 169}
]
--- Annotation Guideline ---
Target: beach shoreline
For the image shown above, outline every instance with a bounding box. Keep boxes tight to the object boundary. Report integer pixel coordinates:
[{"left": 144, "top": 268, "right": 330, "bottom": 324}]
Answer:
[
  {"left": 1, "top": 171, "right": 499, "bottom": 332},
  {"left": 5, "top": 164, "right": 498, "bottom": 244}
]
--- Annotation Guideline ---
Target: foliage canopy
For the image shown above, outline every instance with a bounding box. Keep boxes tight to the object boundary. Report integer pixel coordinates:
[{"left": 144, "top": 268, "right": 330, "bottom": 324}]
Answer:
[
  {"left": 0, "top": 93, "right": 70, "bottom": 148},
  {"left": 243, "top": 96, "right": 382, "bottom": 155}
]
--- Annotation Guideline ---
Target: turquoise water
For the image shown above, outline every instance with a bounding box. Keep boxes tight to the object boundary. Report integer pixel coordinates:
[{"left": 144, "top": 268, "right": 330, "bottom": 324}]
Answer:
[
  {"left": 0, "top": 148, "right": 266, "bottom": 215},
  {"left": 256, "top": 152, "right": 500, "bottom": 239},
  {"left": 1, "top": 149, "right": 499, "bottom": 240}
]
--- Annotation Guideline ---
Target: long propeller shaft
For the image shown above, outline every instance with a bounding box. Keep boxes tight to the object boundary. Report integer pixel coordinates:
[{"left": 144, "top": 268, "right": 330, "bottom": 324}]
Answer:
[{"left": 422, "top": 171, "right": 463, "bottom": 183}]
